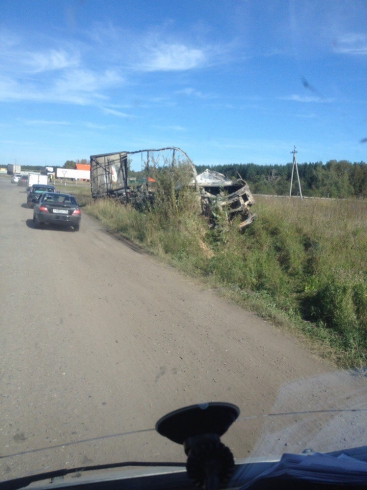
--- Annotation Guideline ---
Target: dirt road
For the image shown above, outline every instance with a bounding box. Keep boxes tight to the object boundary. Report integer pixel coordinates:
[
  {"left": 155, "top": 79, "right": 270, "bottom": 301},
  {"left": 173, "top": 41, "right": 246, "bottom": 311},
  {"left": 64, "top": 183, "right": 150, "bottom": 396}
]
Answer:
[{"left": 1, "top": 177, "right": 364, "bottom": 480}]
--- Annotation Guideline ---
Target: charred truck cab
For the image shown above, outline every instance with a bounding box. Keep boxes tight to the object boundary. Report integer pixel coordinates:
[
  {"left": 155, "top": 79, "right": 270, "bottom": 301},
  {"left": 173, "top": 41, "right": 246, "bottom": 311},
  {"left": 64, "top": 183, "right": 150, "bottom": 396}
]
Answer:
[{"left": 194, "top": 169, "right": 256, "bottom": 229}]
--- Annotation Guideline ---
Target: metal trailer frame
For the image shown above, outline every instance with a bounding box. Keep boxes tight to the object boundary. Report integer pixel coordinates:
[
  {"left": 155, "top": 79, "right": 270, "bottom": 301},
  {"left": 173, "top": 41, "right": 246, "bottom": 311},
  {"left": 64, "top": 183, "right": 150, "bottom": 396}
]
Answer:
[{"left": 90, "top": 147, "right": 196, "bottom": 200}]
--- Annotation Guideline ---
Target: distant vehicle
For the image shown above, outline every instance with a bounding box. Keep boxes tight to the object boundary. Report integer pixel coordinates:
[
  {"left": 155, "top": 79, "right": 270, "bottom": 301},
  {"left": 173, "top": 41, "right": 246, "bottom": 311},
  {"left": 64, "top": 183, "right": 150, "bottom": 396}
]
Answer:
[
  {"left": 17, "top": 175, "right": 29, "bottom": 186},
  {"left": 27, "top": 184, "right": 57, "bottom": 208},
  {"left": 11, "top": 173, "right": 22, "bottom": 183},
  {"left": 33, "top": 193, "right": 81, "bottom": 231},
  {"left": 28, "top": 173, "right": 48, "bottom": 188},
  {"left": 39, "top": 165, "right": 54, "bottom": 174},
  {"left": 7, "top": 164, "right": 21, "bottom": 175}
]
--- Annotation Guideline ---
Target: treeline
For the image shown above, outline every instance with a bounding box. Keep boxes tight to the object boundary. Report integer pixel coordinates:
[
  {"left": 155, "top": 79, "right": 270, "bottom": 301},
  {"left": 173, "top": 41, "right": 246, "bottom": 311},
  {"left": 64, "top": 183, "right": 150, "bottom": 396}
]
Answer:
[
  {"left": 195, "top": 160, "right": 367, "bottom": 198},
  {"left": 22, "top": 165, "right": 44, "bottom": 172},
  {"left": 20, "top": 158, "right": 89, "bottom": 172},
  {"left": 63, "top": 159, "right": 89, "bottom": 169}
]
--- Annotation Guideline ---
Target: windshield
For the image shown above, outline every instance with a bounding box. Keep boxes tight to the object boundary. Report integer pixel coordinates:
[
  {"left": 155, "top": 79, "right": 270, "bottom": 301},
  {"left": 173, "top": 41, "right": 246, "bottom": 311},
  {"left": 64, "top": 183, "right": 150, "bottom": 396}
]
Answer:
[
  {"left": 32, "top": 187, "right": 55, "bottom": 193},
  {"left": 41, "top": 193, "right": 77, "bottom": 204},
  {"left": 1, "top": 0, "right": 366, "bottom": 486}
]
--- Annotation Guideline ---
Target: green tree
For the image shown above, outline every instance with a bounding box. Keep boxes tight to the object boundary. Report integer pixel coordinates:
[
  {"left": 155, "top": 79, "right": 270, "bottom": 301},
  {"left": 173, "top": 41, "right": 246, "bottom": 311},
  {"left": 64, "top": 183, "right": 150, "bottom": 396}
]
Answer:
[
  {"left": 349, "top": 162, "right": 367, "bottom": 198},
  {"left": 322, "top": 160, "right": 354, "bottom": 198},
  {"left": 63, "top": 160, "right": 76, "bottom": 169}
]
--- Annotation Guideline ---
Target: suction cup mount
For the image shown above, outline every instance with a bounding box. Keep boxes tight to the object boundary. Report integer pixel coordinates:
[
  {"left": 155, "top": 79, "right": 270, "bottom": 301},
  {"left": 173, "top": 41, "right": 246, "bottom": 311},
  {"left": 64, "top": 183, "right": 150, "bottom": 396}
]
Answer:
[{"left": 156, "top": 402, "right": 240, "bottom": 490}]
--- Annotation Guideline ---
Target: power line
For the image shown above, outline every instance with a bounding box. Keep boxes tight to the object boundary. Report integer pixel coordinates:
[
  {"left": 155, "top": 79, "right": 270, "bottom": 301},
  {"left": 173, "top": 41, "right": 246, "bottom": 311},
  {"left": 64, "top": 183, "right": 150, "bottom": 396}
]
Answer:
[{"left": 289, "top": 146, "right": 303, "bottom": 198}]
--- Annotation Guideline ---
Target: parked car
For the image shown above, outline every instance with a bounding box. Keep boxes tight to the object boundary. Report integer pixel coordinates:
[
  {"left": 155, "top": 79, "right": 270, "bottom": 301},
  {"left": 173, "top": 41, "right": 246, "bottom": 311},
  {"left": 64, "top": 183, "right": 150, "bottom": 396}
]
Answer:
[
  {"left": 27, "top": 184, "right": 57, "bottom": 208},
  {"left": 17, "top": 175, "right": 29, "bottom": 186},
  {"left": 11, "top": 173, "right": 22, "bottom": 183},
  {"left": 33, "top": 193, "right": 81, "bottom": 231}
]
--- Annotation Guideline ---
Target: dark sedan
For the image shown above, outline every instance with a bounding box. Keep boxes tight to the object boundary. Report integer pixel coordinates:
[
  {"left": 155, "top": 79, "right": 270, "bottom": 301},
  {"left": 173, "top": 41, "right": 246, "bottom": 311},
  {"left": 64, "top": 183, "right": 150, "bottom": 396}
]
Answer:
[
  {"left": 27, "top": 184, "right": 56, "bottom": 208},
  {"left": 17, "top": 175, "right": 29, "bottom": 187},
  {"left": 33, "top": 193, "right": 81, "bottom": 231}
]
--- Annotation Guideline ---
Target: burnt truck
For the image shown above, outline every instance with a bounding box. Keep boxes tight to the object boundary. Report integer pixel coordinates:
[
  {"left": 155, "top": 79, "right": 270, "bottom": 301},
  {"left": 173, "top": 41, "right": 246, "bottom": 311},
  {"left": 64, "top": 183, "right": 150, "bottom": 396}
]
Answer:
[
  {"left": 90, "top": 147, "right": 255, "bottom": 229},
  {"left": 90, "top": 147, "right": 195, "bottom": 202},
  {"left": 193, "top": 169, "right": 256, "bottom": 229}
]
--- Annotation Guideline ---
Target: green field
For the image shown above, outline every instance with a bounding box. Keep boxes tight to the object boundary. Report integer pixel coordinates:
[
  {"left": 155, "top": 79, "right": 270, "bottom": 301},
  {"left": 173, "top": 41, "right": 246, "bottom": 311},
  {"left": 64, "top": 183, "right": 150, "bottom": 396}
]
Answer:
[
  {"left": 85, "top": 172, "right": 367, "bottom": 368},
  {"left": 54, "top": 181, "right": 91, "bottom": 206}
]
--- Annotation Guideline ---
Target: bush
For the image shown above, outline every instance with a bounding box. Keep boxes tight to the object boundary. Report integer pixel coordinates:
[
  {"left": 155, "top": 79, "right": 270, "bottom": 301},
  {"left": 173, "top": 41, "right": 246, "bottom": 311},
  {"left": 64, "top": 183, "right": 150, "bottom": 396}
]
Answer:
[{"left": 304, "top": 276, "right": 359, "bottom": 333}]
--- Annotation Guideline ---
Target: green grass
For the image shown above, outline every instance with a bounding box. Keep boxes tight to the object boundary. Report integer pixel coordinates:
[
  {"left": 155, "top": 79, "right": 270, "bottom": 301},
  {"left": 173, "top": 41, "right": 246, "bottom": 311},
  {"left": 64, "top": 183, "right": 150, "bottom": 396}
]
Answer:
[
  {"left": 54, "top": 181, "right": 92, "bottom": 206},
  {"left": 85, "top": 172, "right": 367, "bottom": 368}
]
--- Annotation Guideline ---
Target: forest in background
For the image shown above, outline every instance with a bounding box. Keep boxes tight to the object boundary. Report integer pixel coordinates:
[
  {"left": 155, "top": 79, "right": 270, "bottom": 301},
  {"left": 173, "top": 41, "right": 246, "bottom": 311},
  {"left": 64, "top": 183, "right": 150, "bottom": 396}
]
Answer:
[{"left": 194, "top": 160, "right": 367, "bottom": 198}]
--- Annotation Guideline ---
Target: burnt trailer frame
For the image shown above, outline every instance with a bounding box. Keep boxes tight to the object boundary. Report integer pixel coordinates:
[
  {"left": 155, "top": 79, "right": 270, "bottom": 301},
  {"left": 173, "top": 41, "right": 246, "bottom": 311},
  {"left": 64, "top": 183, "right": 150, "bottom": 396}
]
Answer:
[
  {"left": 90, "top": 147, "right": 196, "bottom": 201},
  {"left": 90, "top": 151, "right": 129, "bottom": 200}
]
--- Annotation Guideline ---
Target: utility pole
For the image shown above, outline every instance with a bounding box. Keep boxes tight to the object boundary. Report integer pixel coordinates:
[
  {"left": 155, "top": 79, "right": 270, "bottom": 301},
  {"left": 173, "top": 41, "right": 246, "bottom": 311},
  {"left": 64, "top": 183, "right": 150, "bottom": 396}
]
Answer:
[{"left": 289, "top": 146, "right": 303, "bottom": 198}]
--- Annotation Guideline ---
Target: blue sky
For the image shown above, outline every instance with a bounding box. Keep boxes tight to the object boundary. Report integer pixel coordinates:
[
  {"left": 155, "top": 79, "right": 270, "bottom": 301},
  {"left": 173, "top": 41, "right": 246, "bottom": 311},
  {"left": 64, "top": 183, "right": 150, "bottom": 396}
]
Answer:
[{"left": 0, "top": 0, "right": 366, "bottom": 170}]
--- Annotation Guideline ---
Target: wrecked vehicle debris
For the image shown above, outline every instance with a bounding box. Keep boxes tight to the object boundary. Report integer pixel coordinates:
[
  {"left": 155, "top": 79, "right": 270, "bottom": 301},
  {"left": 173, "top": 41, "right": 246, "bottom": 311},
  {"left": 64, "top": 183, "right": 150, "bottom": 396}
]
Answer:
[
  {"left": 90, "top": 147, "right": 196, "bottom": 202},
  {"left": 90, "top": 148, "right": 255, "bottom": 229},
  {"left": 193, "top": 169, "right": 256, "bottom": 229}
]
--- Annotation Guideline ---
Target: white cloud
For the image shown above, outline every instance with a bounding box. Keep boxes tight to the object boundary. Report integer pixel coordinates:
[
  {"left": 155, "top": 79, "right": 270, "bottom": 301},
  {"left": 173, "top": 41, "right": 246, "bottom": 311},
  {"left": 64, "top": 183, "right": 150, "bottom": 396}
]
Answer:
[
  {"left": 136, "top": 42, "right": 207, "bottom": 72},
  {"left": 0, "top": 77, "right": 43, "bottom": 102},
  {"left": 26, "top": 49, "right": 80, "bottom": 73},
  {"left": 179, "top": 88, "right": 196, "bottom": 96},
  {"left": 55, "top": 69, "right": 102, "bottom": 95},
  {"left": 0, "top": 27, "right": 124, "bottom": 105},
  {"left": 102, "top": 107, "right": 132, "bottom": 118},
  {"left": 0, "top": 34, "right": 80, "bottom": 75},
  {"left": 0, "top": 68, "right": 124, "bottom": 105},
  {"left": 53, "top": 69, "right": 123, "bottom": 104},
  {"left": 333, "top": 33, "right": 367, "bottom": 55},
  {"left": 0, "top": 22, "right": 232, "bottom": 111},
  {"left": 82, "top": 20, "right": 233, "bottom": 72},
  {"left": 176, "top": 87, "right": 217, "bottom": 99},
  {"left": 280, "top": 95, "right": 333, "bottom": 103}
]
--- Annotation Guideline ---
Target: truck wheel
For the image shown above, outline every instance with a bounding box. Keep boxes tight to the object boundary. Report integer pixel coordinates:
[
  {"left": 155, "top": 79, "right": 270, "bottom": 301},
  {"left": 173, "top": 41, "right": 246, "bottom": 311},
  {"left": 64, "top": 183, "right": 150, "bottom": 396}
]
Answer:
[{"left": 73, "top": 225, "right": 80, "bottom": 232}]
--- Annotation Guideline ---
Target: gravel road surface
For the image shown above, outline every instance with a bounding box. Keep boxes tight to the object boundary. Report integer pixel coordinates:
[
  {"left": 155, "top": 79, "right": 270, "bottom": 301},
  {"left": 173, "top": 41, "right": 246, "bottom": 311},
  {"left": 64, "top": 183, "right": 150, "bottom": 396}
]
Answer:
[{"left": 1, "top": 177, "right": 365, "bottom": 481}]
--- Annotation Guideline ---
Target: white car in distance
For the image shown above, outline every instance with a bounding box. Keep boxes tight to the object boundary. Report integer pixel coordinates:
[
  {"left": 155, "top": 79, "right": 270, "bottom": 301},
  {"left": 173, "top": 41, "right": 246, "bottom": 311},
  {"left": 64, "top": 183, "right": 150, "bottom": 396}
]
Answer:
[{"left": 11, "top": 173, "right": 22, "bottom": 183}]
